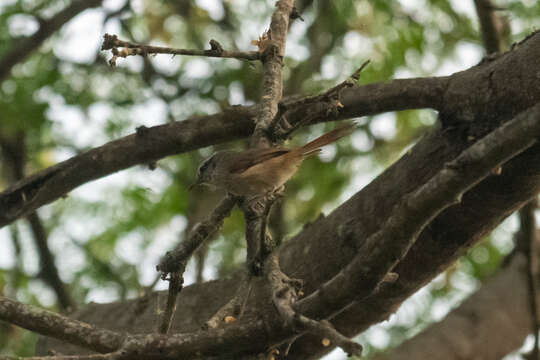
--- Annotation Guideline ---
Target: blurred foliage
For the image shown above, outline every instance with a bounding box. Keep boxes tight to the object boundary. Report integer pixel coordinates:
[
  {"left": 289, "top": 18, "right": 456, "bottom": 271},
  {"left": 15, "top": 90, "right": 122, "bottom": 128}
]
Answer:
[{"left": 0, "top": 0, "right": 539, "bottom": 357}]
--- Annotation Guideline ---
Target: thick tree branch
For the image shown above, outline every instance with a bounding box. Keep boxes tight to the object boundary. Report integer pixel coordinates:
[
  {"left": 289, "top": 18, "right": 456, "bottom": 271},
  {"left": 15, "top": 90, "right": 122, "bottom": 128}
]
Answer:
[
  {"left": 0, "top": 353, "right": 124, "bottom": 360},
  {"left": 297, "top": 102, "right": 540, "bottom": 321},
  {"left": 0, "top": 296, "right": 124, "bottom": 354},
  {"left": 0, "top": 0, "right": 103, "bottom": 82}
]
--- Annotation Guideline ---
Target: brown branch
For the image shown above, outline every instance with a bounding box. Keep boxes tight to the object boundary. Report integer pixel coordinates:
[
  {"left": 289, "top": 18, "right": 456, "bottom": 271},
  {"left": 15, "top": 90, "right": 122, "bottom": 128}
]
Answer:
[
  {"left": 205, "top": 272, "right": 252, "bottom": 329},
  {"left": 27, "top": 213, "right": 75, "bottom": 311},
  {"left": 101, "top": 34, "right": 260, "bottom": 66},
  {"left": 473, "top": 0, "right": 504, "bottom": 53},
  {"left": 0, "top": 353, "right": 122, "bottom": 360},
  {"left": 155, "top": 194, "right": 238, "bottom": 333},
  {"left": 0, "top": 0, "right": 103, "bottom": 82},
  {"left": 156, "top": 194, "right": 238, "bottom": 276},
  {"left": 270, "top": 59, "right": 370, "bottom": 139},
  {"left": 296, "top": 101, "right": 540, "bottom": 320},
  {"left": 237, "top": 0, "right": 296, "bottom": 278},
  {"left": 250, "top": 0, "right": 296, "bottom": 148},
  {"left": 0, "top": 296, "right": 124, "bottom": 354},
  {"left": 157, "top": 272, "right": 183, "bottom": 334}
]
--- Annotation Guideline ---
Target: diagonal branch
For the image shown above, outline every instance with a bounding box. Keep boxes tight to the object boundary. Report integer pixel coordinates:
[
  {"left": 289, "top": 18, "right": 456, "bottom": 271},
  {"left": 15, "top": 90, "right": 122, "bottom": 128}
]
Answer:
[
  {"left": 0, "top": 353, "right": 121, "bottom": 360},
  {"left": 155, "top": 194, "right": 238, "bottom": 333},
  {"left": 0, "top": 0, "right": 103, "bottom": 82},
  {"left": 156, "top": 194, "right": 238, "bottom": 277},
  {"left": 0, "top": 296, "right": 124, "bottom": 354},
  {"left": 296, "top": 101, "right": 540, "bottom": 320}
]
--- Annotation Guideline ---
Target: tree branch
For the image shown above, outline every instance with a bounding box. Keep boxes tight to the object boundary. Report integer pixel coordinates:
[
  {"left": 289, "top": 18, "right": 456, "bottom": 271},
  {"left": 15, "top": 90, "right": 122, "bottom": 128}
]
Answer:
[
  {"left": 101, "top": 34, "right": 260, "bottom": 66},
  {"left": 156, "top": 194, "right": 238, "bottom": 276},
  {"left": 473, "top": 0, "right": 505, "bottom": 54},
  {"left": 251, "top": 0, "right": 295, "bottom": 147},
  {"left": 296, "top": 101, "right": 540, "bottom": 320},
  {"left": 0, "top": 296, "right": 124, "bottom": 354},
  {"left": 0, "top": 0, "right": 103, "bottom": 82},
  {"left": 155, "top": 194, "right": 238, "bottom": 334}
]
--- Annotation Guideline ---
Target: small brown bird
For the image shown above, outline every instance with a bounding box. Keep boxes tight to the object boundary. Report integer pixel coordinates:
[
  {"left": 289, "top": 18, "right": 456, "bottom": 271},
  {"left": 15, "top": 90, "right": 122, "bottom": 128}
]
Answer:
[{"left": 192, "top": 123, "right": 355, "bottom": 197}]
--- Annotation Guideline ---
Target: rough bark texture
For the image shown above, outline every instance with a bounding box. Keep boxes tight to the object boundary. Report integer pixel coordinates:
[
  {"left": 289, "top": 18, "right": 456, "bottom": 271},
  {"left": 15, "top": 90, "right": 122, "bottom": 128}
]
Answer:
[{"left": 37, "top": 32, "right": 540, "bottom": 358}]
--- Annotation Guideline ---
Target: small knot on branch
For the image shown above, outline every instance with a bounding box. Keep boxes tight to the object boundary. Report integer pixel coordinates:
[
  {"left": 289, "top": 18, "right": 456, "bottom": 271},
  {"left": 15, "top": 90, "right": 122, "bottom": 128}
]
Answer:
[
  {"left": 209, "top": 39, "right": 224, "bottom": 55},
  {"left": 101, "top": 33, "right": 118, "bottom": 50}
]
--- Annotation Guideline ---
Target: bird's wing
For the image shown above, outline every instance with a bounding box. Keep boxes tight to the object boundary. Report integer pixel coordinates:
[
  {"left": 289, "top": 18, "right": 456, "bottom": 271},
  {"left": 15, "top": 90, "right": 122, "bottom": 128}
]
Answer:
[{"left": 227, "top": 147, "right": 290, "bottom": 174}]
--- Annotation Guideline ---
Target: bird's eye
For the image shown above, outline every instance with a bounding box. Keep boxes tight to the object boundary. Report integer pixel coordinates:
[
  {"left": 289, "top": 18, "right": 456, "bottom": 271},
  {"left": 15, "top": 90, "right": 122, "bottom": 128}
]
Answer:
[{"left": 198, "top": 156, "right": 215, "bottom": 175}]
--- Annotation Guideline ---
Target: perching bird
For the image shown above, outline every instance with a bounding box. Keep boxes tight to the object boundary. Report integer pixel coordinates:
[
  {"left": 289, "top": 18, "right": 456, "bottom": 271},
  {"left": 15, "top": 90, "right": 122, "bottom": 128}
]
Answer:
[{"left": 191, "top": 123, "right": 355, "bottom": 197}]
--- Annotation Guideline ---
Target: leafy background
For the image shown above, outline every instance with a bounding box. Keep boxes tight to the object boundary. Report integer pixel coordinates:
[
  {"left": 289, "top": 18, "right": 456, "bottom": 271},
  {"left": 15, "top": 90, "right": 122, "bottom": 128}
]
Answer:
[{"left": 0, "top": 0, "right": 539, "bottom": 357}]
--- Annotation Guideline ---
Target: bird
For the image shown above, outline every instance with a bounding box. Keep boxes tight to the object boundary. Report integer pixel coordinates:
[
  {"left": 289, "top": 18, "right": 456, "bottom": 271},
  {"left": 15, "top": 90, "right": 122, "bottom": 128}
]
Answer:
[{"left": 191, "top": 123, "right": 355, "bottom": 197}]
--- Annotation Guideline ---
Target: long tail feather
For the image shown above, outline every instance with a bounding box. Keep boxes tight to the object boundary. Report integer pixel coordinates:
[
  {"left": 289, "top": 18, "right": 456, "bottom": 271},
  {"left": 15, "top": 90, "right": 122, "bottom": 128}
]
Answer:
[{"left": 297, "top": 123, "right": 356, "bottom": 155}]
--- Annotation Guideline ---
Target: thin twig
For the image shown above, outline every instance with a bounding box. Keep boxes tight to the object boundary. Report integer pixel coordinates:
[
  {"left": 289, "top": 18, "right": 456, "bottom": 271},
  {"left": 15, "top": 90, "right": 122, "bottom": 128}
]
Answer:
[
  {"left": 156, "top": 195, "right": 238, "bottom": 333},
  {"left": 156, "top": 194, "right": 238, "bottom": 276},
  {"left": 158, "top": 271, "right": 184, "bottom": 334},
  {"left": 269, "top": 59, "right": 370, "bottom": 139},
  {"left": 101, "top": 34, "right": 260, "bottom": 66}
]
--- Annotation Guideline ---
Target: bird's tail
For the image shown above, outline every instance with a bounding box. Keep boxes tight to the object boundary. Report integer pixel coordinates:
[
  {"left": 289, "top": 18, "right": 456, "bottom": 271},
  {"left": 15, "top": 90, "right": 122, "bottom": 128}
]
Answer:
[{"left": 297, "top": 123, "right": 356, "bottom": 155}]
